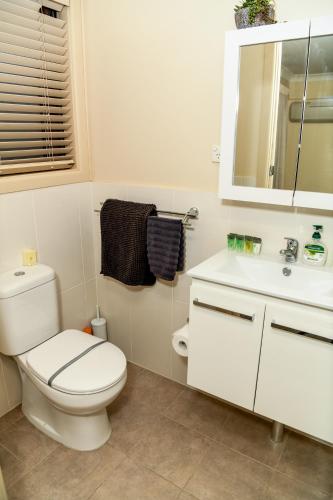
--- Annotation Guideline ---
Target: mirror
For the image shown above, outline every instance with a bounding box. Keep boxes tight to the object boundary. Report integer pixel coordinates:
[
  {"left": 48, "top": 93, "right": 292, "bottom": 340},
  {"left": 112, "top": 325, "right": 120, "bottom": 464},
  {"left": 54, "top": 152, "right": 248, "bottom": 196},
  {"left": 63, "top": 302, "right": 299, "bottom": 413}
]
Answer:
[
  {"left": 234, "top": 39, "right": 309, "bottom": 189},
  {"left": 296, "top": 35, "right": 333, "bottom": 194}
]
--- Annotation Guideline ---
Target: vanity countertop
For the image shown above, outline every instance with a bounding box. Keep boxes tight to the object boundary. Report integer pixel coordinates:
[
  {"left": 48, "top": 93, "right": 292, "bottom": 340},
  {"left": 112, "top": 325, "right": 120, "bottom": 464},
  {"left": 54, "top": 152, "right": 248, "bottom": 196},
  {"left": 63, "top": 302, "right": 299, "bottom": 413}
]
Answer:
[{"left": 187, "top": 249, "right": 333, "bottom": 311}]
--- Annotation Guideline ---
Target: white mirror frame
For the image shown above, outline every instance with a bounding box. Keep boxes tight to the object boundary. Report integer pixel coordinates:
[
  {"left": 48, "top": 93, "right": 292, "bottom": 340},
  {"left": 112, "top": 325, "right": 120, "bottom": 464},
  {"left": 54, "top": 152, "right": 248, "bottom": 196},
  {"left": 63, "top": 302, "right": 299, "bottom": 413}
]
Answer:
[{"left": 218, "top": 17, "right": 333, "bottom": 210}]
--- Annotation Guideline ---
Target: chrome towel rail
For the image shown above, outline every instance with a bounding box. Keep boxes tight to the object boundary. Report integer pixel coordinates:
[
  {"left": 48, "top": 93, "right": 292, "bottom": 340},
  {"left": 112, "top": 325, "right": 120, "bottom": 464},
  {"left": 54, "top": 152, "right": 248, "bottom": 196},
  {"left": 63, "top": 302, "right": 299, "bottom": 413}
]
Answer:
[{"left": 94, "top": 203, "right": 199, "bottom": 229}]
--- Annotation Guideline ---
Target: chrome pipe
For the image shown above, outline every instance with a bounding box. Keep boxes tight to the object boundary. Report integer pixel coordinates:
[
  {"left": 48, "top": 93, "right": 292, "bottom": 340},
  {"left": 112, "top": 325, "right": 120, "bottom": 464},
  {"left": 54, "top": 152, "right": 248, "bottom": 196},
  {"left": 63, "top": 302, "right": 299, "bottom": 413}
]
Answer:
[{"left": 271, "top": 421, "right": 284, "bottom": 443}]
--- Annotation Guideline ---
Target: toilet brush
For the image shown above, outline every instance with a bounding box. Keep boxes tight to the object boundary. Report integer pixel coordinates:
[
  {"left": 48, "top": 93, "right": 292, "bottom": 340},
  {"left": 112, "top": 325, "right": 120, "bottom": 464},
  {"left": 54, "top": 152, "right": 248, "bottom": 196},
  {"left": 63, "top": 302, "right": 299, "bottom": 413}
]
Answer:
[{"left": 91, "top": 305, "right": 108, "bottom": 340}]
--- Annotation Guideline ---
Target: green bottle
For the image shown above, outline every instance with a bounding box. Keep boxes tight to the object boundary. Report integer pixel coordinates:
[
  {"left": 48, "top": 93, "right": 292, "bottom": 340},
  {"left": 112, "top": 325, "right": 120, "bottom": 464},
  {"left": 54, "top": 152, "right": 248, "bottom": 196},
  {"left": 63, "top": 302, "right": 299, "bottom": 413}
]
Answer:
[{"left": 303, "top": 225, "right": 327, "bottom": 266}]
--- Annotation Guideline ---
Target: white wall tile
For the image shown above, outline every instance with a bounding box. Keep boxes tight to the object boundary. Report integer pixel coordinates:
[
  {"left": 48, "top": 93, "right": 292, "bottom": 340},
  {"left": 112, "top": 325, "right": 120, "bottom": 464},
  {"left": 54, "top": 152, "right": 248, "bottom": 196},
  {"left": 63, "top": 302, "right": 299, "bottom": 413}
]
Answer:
[
  {"left": 92, "top": 182, "right": 128, "bottom": 209},
  {"left": 92, "top": 182, "right": 333, "bottom": 388},
  {"left": 171, "top": 300, "right": 189, "bottom": 385},
  {"left": 60, "top": 283, "right": 88, "bottom": 331},
  {"left": 84, "top": 278, "right": 98, "bottom": 324},
  {"left": 226, "top": 202, "right": 299, "bottom": 258},
  {"left": 226, "top": 202, "right": 333, "bottom": 265},
  {"left": 78, "top": 183, "right": 96, "bottom": 281},
  {"left": 131, "top": 281, "right": 173, "bottom": 378},
  {"left": 296, "top": 208, "right": 333, "bottom": 266},
  {"left": 104, "top": 311, "right": 132, "bottom": 359},
  {"left": 0, "top": 182, "right": 97, "bottom": 418},
  {"left": 2, "top": 179, "right": 330, "bottom": 418},
  {"left": 97, "top": 276, "right": 132, "bottom": 359},
  {"left": 173, "top": 190, "right": 229, "bottom": 269},
  {"left": 33, "top": 184, "right": 84, "bottom": 291},
  {"left": 0, "top": 191, "right": 37, "bottom": 273},
  {"left": 172, "top": 190, "right": 229, "bottom": 305},
  {"left": 172, "top": 272, "right": 192, "bottom": 305}
]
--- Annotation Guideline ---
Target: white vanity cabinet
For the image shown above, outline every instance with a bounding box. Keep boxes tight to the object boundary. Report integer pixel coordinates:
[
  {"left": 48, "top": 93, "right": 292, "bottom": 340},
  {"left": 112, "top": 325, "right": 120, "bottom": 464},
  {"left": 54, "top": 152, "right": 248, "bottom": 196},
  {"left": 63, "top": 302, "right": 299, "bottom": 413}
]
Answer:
[
  {"left": 255, "top": 301, "right": 333, "bottom": 444},
  {"left": 187, "top": 281, "right": 265, "bottom": 410},
  {"left": 187, "top": 279, "right": 333, "bottom": 443}
]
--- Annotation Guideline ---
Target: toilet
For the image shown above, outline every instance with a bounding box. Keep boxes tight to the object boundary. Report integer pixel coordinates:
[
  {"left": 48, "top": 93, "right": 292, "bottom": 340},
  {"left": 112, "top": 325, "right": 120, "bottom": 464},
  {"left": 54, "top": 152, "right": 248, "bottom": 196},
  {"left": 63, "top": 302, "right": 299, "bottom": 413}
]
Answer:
[{"left": 0, "top": 265, "right": 127, "bottom": 451}]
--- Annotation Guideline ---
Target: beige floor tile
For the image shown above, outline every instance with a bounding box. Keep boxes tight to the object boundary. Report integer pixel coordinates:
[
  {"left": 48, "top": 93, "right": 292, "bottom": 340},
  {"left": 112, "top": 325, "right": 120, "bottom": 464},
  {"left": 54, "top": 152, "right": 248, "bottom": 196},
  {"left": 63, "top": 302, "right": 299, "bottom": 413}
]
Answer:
[
  {"left": 265, "top": 471, "right": 329, "bottom": 500},
  {"left": 8, "top": 443, "right": 126, "bottom": 500},
  {"left": 121, "top": 369, "right": 184, "bottom": 413},
  {"left": 0, "top": 406, "right": 23, "bottom": 434},
  {"left": 131, "top": 414, "right": 210, "bottom": 488},
  {"left": 0, "top": 445, "right": 30, "bottom": 489},
  {"left": 177, "top": 491, "right": 198, "bottom": 500},
  {"left": 126, "top": 362, "right": 144, "bottom": 387},
  {"left": 185, "top": 441, "right": 272, "bottom": 500},
  {"left": 0, "top": 417, "right": 58, "bottom": 467},
  {"left": 108, "top": 395, "right": 160, "bottom": 453},
  {"left": 165, "top": 388, "right": 232, "bottom": 441},
  {"left": 90, "top": 456, "right": 180, "bottom": 500},
  {"left": 213, "top": 407, "right": 286, "bottom": 467},
  {"left": 277, "top": 433, "right": 333, "bottom": 495},
  {"left": 1, "top": 368, "right": 331, "bottom": 500}
]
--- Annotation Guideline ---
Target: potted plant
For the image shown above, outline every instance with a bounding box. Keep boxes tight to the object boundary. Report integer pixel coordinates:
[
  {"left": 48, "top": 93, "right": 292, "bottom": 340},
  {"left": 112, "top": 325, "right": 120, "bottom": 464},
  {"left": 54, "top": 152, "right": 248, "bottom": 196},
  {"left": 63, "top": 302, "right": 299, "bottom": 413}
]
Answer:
[{"left": 234, "top": 0, "right": 276, "bottom": 29}]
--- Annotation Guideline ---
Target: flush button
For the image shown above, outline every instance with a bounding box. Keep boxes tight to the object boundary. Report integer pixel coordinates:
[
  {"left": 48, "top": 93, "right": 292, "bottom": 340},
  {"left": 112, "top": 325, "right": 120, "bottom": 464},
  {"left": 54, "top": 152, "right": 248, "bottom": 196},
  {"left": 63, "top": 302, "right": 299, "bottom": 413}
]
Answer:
[{"left": 14, "top": 271, "right": 25, "bottom": 277}]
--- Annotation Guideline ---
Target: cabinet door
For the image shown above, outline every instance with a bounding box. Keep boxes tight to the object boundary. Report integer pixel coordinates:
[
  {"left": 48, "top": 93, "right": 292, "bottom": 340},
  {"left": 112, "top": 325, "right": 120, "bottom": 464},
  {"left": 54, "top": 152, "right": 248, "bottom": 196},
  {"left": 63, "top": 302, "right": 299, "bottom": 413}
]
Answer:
[
  {"left": 255, "top": 302, "right": 333, "bottom": 443},
  {"left": 293, "top": 16, "right": 333, "bottom": 211},
  {"left": 187, "top": 282, "right": 265, "bottom": 410}
]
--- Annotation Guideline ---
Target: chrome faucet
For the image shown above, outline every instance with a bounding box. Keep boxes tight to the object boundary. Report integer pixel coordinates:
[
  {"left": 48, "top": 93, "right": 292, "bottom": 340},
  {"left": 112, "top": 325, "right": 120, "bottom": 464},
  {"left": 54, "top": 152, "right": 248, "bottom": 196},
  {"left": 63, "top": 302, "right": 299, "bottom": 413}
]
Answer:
[{"left": 280, "top": 238, "right": 298, "bottom": 263}]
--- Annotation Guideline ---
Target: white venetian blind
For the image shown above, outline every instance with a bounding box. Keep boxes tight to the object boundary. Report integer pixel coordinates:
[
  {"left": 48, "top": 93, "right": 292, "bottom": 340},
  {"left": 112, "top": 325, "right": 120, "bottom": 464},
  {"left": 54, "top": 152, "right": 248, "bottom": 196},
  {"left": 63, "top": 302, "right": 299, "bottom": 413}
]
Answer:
[{"left": 0, "top": 0, "right": 74, "bottom": 176}]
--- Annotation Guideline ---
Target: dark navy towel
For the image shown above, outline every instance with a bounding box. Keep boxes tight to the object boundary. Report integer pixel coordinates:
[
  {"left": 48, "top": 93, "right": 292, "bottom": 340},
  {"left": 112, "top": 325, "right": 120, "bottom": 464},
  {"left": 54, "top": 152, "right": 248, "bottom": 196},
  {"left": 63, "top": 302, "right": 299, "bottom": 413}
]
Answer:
[
  {"left": 147, "top": 216, "right": 184, "bottom": 281},
  {"left": 100, "top": 199, "right": 157, "bottom": 286}
]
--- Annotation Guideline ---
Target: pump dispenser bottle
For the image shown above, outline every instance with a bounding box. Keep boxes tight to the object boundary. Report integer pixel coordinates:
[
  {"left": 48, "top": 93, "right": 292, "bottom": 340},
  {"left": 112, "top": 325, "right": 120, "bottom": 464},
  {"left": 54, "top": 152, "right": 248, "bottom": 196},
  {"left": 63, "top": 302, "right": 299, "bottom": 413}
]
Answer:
[{"left": 303, "top": 225, "right": 327, "bottom": 266}]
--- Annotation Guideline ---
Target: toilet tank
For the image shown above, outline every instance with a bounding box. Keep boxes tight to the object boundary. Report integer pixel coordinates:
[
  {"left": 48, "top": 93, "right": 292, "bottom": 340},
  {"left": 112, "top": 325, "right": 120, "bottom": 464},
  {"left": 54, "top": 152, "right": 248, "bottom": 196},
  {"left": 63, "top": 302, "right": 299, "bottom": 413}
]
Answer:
[{"left": 0, "top": 265, "right": 60, "bottom": 355}]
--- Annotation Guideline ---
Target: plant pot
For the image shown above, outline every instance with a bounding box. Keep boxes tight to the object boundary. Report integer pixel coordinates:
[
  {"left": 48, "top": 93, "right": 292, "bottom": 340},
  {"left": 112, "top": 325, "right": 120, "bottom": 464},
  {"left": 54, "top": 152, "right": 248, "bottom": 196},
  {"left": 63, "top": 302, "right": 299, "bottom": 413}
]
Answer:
[{"left": 235, "top": 6, "right": 275, "bottom": 29}]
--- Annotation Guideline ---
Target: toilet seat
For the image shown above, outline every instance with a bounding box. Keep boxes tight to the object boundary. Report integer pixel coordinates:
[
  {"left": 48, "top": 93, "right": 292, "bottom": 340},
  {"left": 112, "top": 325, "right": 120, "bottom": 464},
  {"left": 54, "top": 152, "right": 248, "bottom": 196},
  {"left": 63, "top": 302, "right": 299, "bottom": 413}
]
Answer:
[{"left": 24, "top": 330, "right": 127, "bottom": 395}]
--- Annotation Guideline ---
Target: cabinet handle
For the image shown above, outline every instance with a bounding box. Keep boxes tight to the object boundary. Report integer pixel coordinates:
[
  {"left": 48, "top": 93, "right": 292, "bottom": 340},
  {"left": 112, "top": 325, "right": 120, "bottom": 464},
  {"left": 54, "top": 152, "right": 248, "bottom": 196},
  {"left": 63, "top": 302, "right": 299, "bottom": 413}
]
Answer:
[
  {"left": 193, "top": 298, "right": 255, "bottom": 321},
  {"left": 271, "top": 321, "right": 333, "bottom": 345}
]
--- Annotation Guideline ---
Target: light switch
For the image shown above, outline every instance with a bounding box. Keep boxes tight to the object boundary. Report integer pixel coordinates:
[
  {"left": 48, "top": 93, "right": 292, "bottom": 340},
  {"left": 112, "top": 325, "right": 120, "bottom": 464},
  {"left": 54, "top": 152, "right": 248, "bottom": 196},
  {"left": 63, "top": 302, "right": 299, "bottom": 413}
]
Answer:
[{"left": 211, "top": 145, "right": 220, "bottom": 163}]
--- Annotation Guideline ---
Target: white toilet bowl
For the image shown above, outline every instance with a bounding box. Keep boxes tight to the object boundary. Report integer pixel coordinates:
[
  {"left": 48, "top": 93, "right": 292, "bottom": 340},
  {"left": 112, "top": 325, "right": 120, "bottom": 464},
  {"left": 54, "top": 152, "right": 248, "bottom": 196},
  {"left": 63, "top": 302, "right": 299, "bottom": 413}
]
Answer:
[
  {"left": 0, "top": 265, "right": 127, "bottom": 451},
  {"left": 16, "top": 330, "right": 127, "bottom": 451}
]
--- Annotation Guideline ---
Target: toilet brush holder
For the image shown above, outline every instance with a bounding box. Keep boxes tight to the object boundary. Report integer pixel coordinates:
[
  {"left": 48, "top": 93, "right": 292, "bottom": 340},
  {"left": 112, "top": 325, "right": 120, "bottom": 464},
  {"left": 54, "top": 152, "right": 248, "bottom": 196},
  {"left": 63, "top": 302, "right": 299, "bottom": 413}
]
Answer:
[
  {"left": 91, "top": 306, "right": 108, "bottom": 340},
  {"left": 91, "top": 317, "right": 107, "bottom": 339}
]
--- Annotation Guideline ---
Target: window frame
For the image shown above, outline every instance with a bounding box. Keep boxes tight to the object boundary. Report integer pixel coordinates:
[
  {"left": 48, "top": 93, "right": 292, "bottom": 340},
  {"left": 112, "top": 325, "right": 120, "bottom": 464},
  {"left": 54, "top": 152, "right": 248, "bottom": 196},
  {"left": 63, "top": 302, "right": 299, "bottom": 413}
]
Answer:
[{"left": 0, "top": 0, "right": 91, "bottom": 194}]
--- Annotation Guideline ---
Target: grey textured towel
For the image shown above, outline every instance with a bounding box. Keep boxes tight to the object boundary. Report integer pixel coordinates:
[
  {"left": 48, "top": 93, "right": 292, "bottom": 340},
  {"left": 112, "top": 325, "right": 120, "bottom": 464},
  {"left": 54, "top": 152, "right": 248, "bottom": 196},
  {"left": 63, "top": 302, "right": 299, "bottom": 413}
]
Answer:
[
  {"left": 100, "top": 199, "right": 157, "bottom": 286},
  {"left": 147, "top": 216, "right": 184, "bottom": 281}
]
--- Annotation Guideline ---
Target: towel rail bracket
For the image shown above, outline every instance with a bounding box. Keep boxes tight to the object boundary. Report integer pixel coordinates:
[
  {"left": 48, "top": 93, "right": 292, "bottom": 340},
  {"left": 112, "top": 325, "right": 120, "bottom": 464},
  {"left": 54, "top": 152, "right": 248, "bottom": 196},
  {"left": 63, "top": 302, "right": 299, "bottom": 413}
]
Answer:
[{"left": 94, "top": 203, "right": 199, "bottom": 229}]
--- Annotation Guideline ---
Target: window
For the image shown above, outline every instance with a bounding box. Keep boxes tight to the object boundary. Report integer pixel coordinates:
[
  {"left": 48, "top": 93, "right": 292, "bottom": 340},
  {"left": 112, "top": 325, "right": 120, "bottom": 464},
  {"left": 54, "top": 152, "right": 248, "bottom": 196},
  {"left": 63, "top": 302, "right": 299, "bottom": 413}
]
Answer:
[{"left": 0, "top": 0, "right": 74, "bottom": 176}]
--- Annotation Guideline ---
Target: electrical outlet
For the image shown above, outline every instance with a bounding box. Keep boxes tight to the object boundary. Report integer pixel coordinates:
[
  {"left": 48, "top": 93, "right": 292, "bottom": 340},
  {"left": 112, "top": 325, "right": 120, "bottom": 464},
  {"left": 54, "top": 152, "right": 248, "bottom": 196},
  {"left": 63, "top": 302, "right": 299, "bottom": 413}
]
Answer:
[{"left": 211, "top": 145, "right": 220, "bottom": 163}]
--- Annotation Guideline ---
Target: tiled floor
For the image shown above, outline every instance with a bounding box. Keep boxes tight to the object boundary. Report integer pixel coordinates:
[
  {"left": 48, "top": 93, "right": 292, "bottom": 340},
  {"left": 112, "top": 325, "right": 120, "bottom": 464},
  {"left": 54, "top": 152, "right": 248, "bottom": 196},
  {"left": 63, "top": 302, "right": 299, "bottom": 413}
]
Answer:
[{"left": 1, "top": 363, "right": 332, "bottom": 499}]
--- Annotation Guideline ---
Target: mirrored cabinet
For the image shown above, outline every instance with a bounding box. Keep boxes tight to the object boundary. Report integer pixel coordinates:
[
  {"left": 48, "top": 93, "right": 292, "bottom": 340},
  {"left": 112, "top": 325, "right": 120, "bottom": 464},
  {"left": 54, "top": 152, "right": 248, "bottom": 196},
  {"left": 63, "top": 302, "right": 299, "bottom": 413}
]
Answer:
[{"left": 219, "top": 16, "right": 333, "bottom": 210}]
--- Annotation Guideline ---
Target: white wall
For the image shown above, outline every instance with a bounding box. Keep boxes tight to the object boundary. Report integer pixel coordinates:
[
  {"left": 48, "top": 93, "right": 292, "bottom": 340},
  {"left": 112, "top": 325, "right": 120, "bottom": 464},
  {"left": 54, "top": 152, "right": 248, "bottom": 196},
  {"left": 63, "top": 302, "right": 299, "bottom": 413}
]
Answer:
[
  {"left": 93, "top": 182, "right": 333, "bottom": 384},
  {"left": 82, "top": 0, "right": 333, "bottom": 191},
  {"left": 0, "top": 183, "right": 97, "bottom": 417},
  {"left": 83, "top": 0, "right": 333, "bottom": 384}
]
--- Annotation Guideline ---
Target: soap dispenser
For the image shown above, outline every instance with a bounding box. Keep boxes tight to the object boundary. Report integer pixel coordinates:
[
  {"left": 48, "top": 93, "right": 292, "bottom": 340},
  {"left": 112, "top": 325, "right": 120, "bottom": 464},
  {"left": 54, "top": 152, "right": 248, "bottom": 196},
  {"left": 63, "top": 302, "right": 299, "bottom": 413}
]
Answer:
[{"left": 303, "top": 225, "right": 327, "bottom": 266}]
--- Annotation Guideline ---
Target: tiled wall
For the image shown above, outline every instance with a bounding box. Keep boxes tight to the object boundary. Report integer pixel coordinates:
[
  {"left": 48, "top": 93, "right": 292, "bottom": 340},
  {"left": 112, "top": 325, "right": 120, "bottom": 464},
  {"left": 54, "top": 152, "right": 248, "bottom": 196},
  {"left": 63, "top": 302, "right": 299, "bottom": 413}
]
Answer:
[
  {"left": 0, "top": 182, "right": 97, "bottom": 417},
  {"left": 1, "top": 181, "right": 332, "bottom": 416},
  {"left": 92, "top": 182, "right": 333, "bottom": 385}
]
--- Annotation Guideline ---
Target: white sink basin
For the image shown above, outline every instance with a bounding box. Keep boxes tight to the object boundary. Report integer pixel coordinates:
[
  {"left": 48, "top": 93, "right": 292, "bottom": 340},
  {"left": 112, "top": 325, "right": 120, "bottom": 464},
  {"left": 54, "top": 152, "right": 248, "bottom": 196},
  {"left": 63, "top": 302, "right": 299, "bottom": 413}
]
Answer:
[{"left": 187, "top": 249, "right": 333, "bottom": 311}]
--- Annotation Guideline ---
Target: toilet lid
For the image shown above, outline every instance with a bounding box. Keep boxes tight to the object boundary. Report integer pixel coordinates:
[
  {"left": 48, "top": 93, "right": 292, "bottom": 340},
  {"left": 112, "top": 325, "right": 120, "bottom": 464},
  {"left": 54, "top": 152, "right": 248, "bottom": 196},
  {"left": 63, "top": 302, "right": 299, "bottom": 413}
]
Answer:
[{"left": 26, "top": 330, "right": 127, "bottom": 395}]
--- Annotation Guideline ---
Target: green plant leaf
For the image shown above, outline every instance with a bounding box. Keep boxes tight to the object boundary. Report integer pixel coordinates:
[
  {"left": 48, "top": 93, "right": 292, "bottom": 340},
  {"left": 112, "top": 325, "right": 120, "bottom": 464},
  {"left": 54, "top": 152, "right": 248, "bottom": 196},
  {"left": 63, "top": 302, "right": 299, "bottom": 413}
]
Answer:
[{"left": 234, "top": 0, "right": 274, "bottom": 24}]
